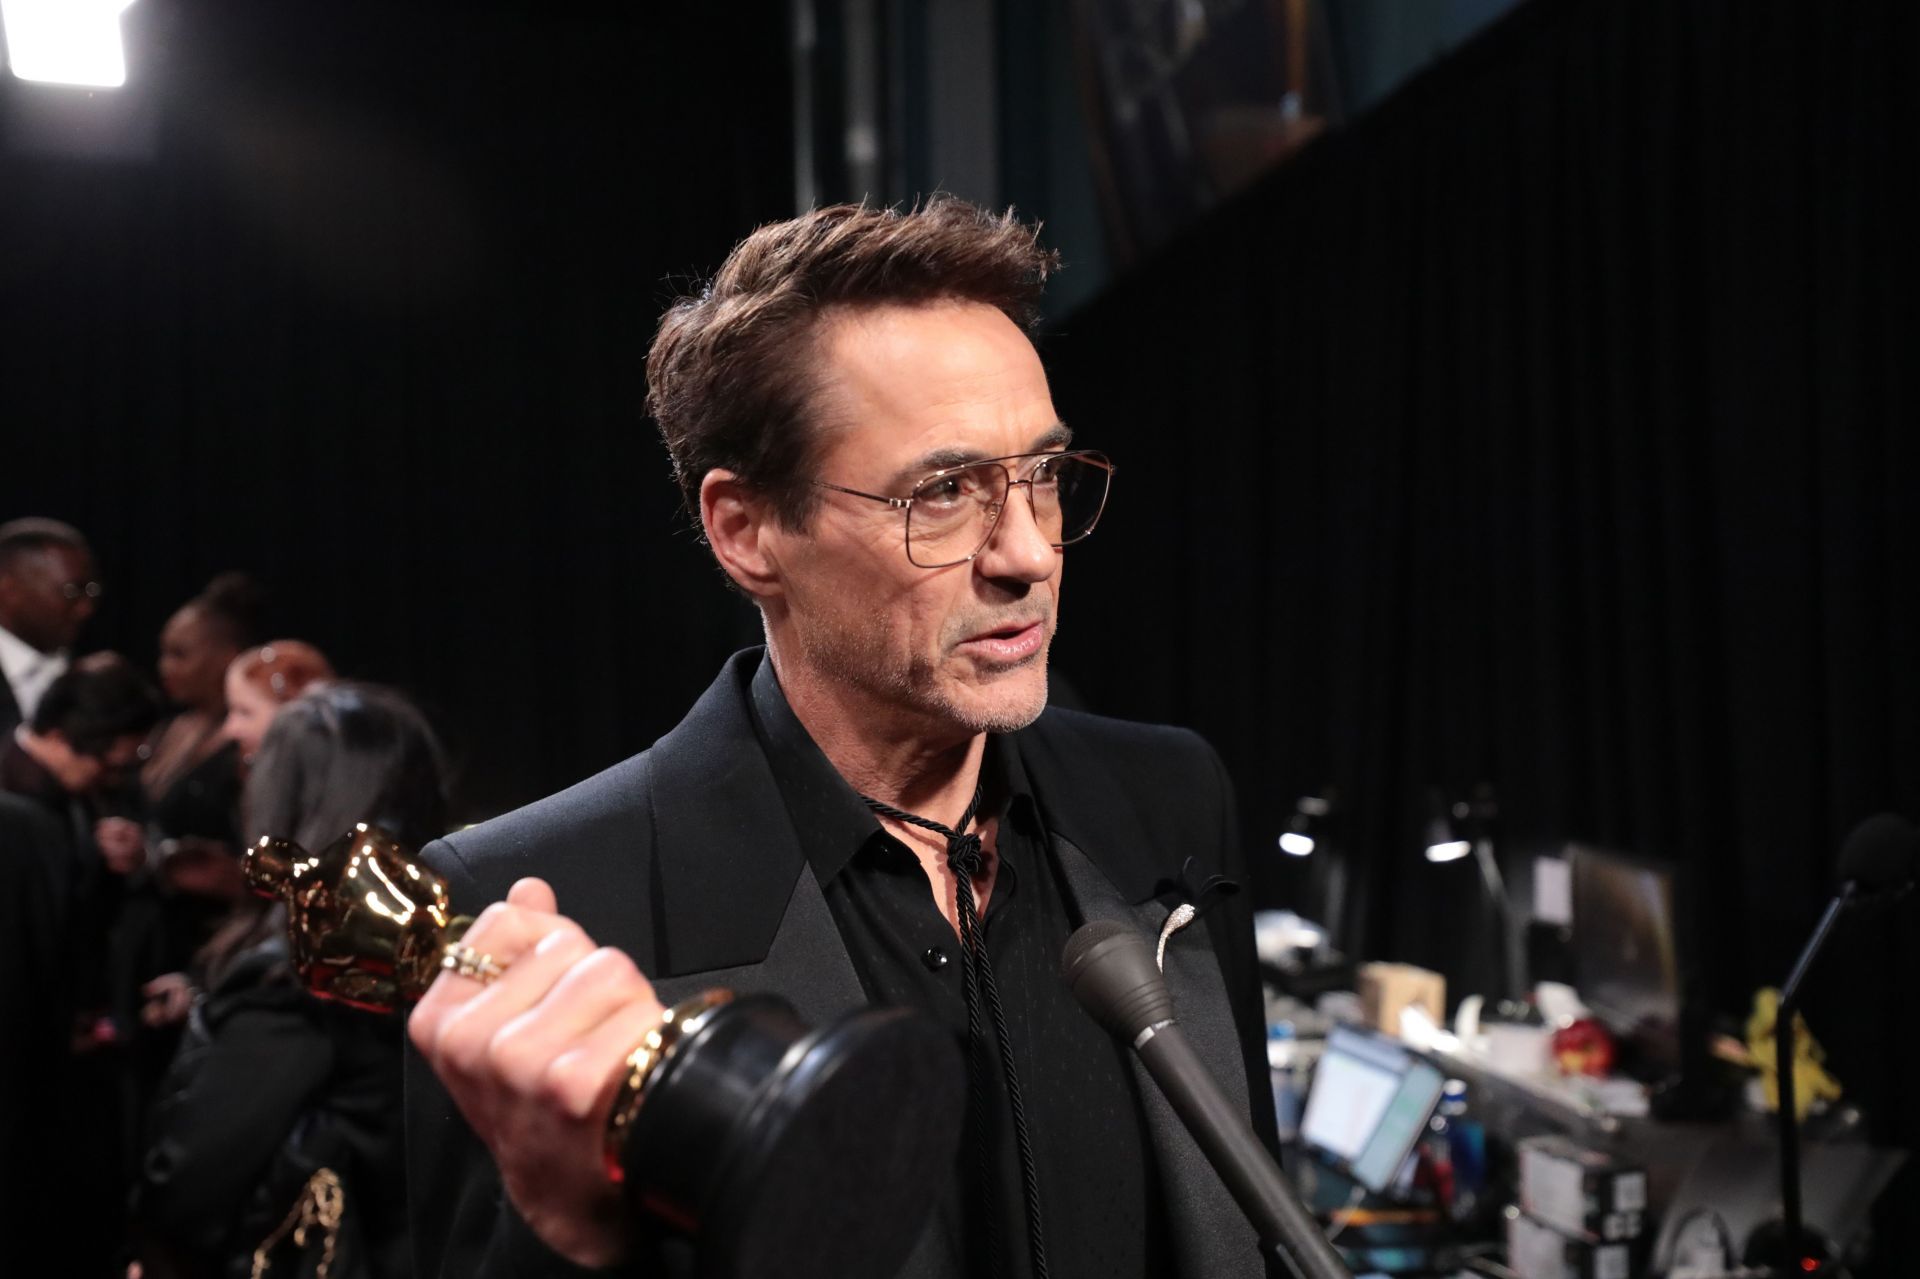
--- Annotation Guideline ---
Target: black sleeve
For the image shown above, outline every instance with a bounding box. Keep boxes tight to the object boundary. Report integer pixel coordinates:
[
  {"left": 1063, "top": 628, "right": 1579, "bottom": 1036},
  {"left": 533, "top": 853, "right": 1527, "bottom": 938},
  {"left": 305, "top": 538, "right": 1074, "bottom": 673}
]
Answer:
[
  {"left": 136, "top": 988, "right": 335, "bottom": 1254},
  {"left": 0, "top": 807, "right": 63, "bottom": 1243}
]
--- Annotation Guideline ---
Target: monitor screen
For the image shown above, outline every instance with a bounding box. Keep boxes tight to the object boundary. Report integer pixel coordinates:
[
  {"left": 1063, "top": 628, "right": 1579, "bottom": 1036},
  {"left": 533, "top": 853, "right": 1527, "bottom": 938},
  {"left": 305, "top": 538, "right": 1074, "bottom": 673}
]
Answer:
[
  {"left": 1569, "top": 845, "right": 1681, "bottom": 1078},
  {"left": 1300, "top": 1026, "right": 1446, "bottom": 1194}
]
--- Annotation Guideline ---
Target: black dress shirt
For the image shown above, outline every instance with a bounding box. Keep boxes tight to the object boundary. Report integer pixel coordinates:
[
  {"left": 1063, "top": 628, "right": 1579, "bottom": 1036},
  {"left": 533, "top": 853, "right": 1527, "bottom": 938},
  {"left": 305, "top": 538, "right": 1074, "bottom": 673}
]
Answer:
[{"left": 747, "top": 661, "right": 1171, "bottom": 1279}]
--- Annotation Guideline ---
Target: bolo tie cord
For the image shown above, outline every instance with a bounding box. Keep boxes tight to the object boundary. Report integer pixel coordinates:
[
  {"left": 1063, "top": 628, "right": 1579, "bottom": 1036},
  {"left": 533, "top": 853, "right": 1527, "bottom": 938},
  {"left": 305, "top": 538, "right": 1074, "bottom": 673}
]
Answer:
[{"left": 862, "top": 785, "right": 1051, "bottom": 1279}]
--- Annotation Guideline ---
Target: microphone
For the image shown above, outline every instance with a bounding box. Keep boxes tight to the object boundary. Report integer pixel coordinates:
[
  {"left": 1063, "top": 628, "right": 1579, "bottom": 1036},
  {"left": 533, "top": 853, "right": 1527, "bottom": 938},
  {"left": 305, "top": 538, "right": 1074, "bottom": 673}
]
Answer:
[
  {"left": 1062, "top": 921, "right": 1349, "bottom": 1279},
  {"left": 1768, "top": 813, "right": 1919, "bottom": 1272},
  {"left": 1835, "top": 812, "right": 1919, "bottom": 898}
]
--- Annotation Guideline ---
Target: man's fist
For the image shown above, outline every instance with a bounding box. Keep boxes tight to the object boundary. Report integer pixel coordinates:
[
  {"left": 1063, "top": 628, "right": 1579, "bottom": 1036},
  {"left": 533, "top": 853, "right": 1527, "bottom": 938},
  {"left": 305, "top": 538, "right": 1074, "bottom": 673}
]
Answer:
[{"left": 407, "top": 877, "right": 664, "bottom": 1270}]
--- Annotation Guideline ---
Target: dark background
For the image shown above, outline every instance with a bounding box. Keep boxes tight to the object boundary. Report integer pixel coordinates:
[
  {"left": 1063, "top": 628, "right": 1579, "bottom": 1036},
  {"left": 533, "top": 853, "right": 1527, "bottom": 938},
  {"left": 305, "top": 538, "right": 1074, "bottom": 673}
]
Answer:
[
  {"left": 2, "top": 0, "right": 788, "bottom": 814},
  {"left": 4, "top": 0, "right": 1916, "bottom": 1253},
  {"left": 1044, "top": 0, "right": 1920, "bottom": 1241}
]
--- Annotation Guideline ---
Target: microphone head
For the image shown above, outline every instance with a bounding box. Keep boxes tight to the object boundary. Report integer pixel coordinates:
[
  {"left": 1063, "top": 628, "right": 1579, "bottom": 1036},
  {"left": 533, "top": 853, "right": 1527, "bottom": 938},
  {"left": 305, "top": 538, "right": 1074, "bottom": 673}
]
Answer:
[
  {"left": 1061, "top": 920, "right": 1175, "bottom": 1039},
  {"left": 1838, "top": 813, "right": 1920, "bottom": 896}
]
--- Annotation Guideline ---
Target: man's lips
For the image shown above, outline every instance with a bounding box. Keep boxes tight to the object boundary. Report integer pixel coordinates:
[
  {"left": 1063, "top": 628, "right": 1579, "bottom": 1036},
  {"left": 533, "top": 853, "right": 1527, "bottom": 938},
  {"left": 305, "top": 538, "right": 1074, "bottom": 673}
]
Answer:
[{"left": 957, "top": 618, "right": 1049, "bottom": 661}]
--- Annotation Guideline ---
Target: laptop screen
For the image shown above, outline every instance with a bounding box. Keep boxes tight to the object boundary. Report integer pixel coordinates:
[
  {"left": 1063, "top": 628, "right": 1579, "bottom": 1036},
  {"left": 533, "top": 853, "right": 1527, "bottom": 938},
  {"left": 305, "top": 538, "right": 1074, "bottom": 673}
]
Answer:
[{"left": 1299, "top": 1025, "right": 1446, "bottom": 1194}]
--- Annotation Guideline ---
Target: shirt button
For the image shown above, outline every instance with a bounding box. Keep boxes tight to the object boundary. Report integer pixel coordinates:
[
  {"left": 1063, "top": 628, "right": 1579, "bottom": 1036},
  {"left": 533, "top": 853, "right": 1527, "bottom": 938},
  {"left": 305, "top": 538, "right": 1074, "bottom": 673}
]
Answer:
[{"left": 921, "top": 947, "right": 949, "bottom": 972}]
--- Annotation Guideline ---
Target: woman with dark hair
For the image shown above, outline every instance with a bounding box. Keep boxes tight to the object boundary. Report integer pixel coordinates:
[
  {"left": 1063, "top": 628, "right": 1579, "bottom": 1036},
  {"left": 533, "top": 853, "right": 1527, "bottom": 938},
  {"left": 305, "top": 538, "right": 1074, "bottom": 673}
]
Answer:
[
  {"left": 116, "top": 575, "right": 271, "bottom": 1085},
  {"left": 139, "top": 573, "right": 268, "bottom": 865},
  {"left": 134, "top": 682, "right": 448, "bottom": 1279}
]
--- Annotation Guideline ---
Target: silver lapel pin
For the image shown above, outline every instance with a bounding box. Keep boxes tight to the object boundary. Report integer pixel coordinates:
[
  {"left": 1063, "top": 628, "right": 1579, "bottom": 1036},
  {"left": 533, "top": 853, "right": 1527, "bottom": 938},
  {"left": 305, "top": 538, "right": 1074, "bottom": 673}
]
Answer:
[{"left": 1156, "top": 902, "right": 1197, "bottom": 972}]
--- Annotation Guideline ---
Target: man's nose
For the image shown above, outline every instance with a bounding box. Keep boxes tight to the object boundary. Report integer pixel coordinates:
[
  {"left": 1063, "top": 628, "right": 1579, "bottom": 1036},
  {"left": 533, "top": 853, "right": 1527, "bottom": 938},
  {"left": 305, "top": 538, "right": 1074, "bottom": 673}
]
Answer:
[{"left": 974, "top": 485, "right": 1056, "bottom": 582}]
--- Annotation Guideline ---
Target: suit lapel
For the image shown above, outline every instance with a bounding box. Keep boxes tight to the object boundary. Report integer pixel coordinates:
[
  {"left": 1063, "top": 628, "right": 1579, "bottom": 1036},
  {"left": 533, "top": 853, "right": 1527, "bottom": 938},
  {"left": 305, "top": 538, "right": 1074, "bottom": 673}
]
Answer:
[
  {"left": 641, "top": 649, "right": 868, "bottom": 1020},
  {"left": 1051, "top": 831, "right": 1263, "bottom": 1279},
  {"left": 643, "top": 651, "right": 820, "bottom": 977},
  {"left": 648, "top": 860, "right": 865, "bottom": 1023}
]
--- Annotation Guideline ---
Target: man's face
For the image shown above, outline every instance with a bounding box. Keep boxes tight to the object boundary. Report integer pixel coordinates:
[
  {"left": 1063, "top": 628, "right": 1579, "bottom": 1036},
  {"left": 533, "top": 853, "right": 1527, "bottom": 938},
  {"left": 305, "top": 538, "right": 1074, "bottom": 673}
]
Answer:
[
  {"left": 37, "top": 730, "right": 140, "bottom": 795},
  {"left": 91, "top": 734, "right": 146, "bottom": 793},
  {"left": 764, "top": 300, "right": 1068, "bottom": 739},
  {"left": 0, "top": 545, "right": 97, "bottom": 653}
]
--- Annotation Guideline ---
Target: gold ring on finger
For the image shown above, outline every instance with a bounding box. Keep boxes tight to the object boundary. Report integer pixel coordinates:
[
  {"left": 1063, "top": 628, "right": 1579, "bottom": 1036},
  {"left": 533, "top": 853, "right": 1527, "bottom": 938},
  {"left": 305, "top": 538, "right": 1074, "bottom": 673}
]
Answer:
[{"left": 440, "top": 942, "right": 507, "bottom": 986}]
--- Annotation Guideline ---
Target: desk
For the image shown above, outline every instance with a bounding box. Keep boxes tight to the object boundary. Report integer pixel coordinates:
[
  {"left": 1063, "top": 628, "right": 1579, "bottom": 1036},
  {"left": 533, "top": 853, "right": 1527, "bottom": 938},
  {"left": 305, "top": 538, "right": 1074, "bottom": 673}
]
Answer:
[{"left": 1421, "top": 1044, "right": 1906, "bottom": 1271}]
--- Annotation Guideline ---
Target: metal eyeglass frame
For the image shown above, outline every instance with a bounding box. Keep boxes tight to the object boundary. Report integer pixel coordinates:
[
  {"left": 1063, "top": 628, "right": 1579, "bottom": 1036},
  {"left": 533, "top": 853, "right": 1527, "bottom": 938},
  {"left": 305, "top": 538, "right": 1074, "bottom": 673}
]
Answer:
[{"left": 813, "top": 449, "right": 1116, "bottom": 569}]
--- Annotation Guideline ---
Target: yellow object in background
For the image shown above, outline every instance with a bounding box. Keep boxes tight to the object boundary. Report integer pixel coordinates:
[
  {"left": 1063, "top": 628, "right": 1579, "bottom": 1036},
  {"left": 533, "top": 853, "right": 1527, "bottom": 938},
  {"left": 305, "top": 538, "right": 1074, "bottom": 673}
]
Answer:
[{"left": 1743, "top": 988, "right": 1843, "bottom": 1121}]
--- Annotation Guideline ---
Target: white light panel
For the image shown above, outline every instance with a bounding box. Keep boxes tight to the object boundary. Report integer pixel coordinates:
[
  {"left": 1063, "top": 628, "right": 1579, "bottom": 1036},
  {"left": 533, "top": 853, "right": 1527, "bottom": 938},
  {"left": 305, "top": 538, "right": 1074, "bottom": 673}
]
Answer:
[{"left": 3, "top": 0, "right": 138, "bottom": 89}]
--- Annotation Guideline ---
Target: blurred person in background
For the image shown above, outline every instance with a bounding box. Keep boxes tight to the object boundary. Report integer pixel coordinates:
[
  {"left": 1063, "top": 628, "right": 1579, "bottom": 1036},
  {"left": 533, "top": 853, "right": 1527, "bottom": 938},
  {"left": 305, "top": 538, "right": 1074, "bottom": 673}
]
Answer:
[
  {"left": 150, "top": 639, "right": 340, "bottom": 1040},
  {"left": 136, "top": 638, "right": 339, "bottom": 1032},
  {"left": 1, "top": 653, "right": 165, "bottom": 948},
  {"left": 0, "top": 517, "right": 100, "bottom": 739},
  {"left": 0, "top": 654, "right": 164, "bottom": 1279},
  {"left": 125, "top": 575, "right": 274, "bottom": 1042},
  {"left": 133, "top": 681, "right": 449, "bottom": 1279},
  {"left": 143, "top": 572, "right": 268, "bottom": 869},
  {"left": 0, "top": 791, "right": 68, "bottom": 1245},
  {"left": 220, "top": 641, "right": 336, "bottom": 766}
]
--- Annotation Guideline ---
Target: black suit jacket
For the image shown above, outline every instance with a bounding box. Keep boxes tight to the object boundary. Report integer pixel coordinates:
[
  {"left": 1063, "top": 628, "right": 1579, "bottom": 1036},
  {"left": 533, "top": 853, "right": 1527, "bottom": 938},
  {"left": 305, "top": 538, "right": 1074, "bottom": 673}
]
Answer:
[
  {"left": 0, "top": 671, "right": 21, "bottom": 743},
  {"left": 0, "top": 793, "right": 68, "bottom": 1245},
  {"left": 406, "top": 649, "right": 1277, "bottom": 1278}
]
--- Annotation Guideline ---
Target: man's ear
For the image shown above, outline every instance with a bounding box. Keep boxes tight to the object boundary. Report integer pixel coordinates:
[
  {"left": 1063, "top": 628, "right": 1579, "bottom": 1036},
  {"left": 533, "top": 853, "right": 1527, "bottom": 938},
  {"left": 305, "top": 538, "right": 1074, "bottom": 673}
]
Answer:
[{"left": 700, "top": 470, "right": 783, "bottom": 599}]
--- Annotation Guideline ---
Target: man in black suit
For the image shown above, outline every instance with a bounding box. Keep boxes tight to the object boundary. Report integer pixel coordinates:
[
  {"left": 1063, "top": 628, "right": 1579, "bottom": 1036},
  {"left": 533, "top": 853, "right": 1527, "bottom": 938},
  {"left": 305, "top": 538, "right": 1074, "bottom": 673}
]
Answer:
[
  {"left": 405, "top": 199, "right": 1277, "bottom": 1279},
  {"left": 0, "top": 518, "right": 100, "bottom": 740}
]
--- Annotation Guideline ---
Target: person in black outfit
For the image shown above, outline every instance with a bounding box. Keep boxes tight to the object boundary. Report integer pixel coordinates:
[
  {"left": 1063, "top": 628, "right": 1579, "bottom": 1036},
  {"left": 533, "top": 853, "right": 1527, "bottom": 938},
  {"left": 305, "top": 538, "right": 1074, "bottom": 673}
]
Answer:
[
  {"left": 143, "top": 573, "right": 268, "bottom": 884},
  {"left": 0, "top": 653, "right": 164, "bottom": 1279},
  {"left": 0, "top": 792, "right": 70, "bottom": 1248},
  {"left": 402, "top": 199, "right": 1277, "bottom": 1279},
  {"left": 124, "top": 574, "right": 271, "bottom": 1099},
  {"left": 134, "top": 681, "right": 449, "bottom": 1279},
  {"left": 0, "top": 653, "right": 165, "bottom": 1009}
]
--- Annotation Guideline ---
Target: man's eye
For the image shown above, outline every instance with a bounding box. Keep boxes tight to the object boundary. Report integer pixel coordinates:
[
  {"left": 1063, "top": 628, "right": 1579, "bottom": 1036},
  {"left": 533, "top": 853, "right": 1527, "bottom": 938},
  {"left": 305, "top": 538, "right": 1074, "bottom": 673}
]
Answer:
[{"left": 919, "top": 476, "right": 969, "bottom": 505}]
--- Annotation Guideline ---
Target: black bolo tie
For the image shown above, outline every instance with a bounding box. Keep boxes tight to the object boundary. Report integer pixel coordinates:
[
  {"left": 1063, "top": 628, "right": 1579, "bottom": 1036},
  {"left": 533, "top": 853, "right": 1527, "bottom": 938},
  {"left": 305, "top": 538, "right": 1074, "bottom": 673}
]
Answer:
[{"left": 862, "top": 784, "right": 1050, "bottom": 1279}]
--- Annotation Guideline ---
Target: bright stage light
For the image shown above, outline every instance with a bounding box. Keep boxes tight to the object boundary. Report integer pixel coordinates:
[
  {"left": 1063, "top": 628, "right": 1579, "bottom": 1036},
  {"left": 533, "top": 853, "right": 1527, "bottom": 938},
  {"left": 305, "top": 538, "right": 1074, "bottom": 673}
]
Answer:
[
  {"left": 1279, "top": 831, "right": 1315, "bottom": 857},
  {"left": 1424, "top": 839, "right": 1471, "bottom": 863},
  {"left": 2, "top": 0, "right": 138, "bottom": 89}
]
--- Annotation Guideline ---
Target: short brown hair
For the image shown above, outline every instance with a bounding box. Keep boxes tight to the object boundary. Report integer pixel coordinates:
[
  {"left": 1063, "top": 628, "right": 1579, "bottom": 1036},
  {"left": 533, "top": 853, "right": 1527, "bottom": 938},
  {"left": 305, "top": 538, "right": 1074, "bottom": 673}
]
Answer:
[{"left": 645, "top": 197, "right": 1059, "bottom": 531}]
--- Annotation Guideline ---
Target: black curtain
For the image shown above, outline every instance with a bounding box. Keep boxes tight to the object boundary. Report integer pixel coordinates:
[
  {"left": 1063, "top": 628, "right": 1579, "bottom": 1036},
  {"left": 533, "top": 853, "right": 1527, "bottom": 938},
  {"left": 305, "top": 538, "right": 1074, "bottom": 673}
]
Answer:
[
  {"left": 1, "top": 1, "right": 790, "bottom": 820},
  {"left": 1044, "top": 0, "right": 1919, "bottom": 1241}
]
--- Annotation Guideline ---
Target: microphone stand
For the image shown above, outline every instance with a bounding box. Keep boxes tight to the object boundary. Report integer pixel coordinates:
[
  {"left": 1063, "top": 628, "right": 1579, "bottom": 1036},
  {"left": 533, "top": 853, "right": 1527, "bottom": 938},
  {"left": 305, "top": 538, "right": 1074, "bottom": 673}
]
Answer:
[
  {"left": 1773, "top": 881, "right": 1855, "bottom": 1271},
  {"left": 1132, "top": 1023, "right": 1348, "bottom": 1279}
]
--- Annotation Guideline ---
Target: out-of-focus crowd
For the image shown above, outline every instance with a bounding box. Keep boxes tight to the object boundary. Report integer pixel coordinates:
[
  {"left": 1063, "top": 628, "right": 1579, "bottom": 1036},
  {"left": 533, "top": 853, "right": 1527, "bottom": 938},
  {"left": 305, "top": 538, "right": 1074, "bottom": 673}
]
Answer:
[{"left": 1, "top": 516, "right": 443, "bottom": 1279}]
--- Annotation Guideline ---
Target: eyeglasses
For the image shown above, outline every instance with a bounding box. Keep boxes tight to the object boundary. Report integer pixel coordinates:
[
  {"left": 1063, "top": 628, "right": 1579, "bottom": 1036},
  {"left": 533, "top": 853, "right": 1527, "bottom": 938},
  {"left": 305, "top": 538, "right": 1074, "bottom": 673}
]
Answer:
[
  {"left": 61, "top": 581, "right": 103, "bottom": 602},
  {"left": 815, "top": 449, "right": 1115, "bottom": 569}
]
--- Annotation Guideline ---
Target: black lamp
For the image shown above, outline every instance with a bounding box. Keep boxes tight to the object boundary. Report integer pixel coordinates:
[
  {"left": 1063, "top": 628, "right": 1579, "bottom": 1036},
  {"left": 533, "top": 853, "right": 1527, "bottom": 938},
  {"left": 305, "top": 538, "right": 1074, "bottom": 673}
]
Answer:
[
  {"left": 1277, "top": 789, "right": 1344, "bottom": 947},
  {"left": 1279, "top": 792, "right": 1333, "bottom": 858},
  {"left": 1422, "top": 783, "right": 1520, "bottom": 1001}
]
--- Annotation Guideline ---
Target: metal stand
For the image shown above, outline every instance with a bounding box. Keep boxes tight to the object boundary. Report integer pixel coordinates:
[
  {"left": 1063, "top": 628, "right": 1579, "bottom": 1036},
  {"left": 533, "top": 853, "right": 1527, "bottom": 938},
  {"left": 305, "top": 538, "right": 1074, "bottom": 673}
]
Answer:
[{"left": 1772, "top": 885, "right": 1854, "bottom": 1272}]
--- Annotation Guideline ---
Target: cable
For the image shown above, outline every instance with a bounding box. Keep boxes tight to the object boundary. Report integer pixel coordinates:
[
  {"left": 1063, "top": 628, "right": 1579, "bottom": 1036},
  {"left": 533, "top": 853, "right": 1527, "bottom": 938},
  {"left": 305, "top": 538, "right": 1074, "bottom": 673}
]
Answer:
[{"left": 1319, "top": 1181, "right": 1369, "bottom": 1245}]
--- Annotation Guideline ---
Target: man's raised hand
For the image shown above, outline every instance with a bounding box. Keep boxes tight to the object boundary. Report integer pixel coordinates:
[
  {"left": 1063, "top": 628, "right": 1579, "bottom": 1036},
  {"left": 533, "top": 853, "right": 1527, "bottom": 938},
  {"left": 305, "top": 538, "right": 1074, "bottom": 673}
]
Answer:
[{"left": 408, "top": 877, "right": 664, "bottom": 1269}]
